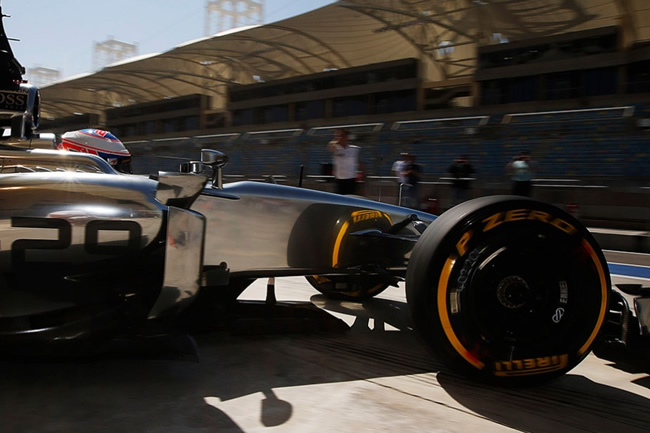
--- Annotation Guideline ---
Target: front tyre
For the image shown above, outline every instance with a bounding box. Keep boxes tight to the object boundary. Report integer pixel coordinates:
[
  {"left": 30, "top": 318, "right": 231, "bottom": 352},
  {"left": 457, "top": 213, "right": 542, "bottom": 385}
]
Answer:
[{"left": 406, "top": 196, "right": 610, "bottom": 385}]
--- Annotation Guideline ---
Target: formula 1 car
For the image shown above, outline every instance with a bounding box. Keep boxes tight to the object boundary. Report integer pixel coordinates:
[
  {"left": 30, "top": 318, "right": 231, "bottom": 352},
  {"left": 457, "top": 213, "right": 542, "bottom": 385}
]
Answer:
[{"left": 0, "top": 5, "right": 611, "bottom": 385}]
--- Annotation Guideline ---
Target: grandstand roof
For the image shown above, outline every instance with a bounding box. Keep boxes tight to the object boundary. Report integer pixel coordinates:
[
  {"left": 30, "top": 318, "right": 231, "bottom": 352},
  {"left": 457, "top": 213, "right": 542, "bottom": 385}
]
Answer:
[{"left": 39, "top": 0, "right": 649, "bottom": 120}]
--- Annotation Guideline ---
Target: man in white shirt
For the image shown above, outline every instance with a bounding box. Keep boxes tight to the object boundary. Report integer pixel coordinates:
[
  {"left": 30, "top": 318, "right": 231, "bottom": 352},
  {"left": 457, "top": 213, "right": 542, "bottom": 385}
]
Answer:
[
  {"left": 391, "top": 152, "right": 408, "bottom": 198},
  {"left": 506, "top": 151, "right": 536, "bottom": 196},
  {"left": 327, "top": 128, "right": 361, "bottom": 195},
  {"left": 392, "top": 152, "right": 408, "bottom": 185}
]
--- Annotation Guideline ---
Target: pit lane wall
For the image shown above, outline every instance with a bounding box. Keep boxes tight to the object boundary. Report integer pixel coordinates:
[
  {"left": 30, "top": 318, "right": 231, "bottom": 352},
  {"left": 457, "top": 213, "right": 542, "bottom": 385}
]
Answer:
[{"left": 333, "top": 176, "right": 650, "bottom": 253}]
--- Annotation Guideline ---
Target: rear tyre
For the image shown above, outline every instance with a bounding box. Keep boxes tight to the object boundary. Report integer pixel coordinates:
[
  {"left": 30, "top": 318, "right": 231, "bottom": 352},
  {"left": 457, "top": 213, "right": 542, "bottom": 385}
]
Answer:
[{"left": 406, "top": 196, "right": 610, "bottom": 385}]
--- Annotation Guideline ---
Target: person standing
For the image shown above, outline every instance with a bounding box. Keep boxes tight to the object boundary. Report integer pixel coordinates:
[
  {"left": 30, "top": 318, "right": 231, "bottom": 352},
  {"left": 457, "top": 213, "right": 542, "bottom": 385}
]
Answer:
[
  {"left": 400, "top": 153, "right": 422, "bottom": 209},
  {"left": 506, "top": 151, "right": 536, "bottom": 196},
  {"left": 448, "top": 155, "right": 475, "bottom": 206},
  {"left": 392, "top": 152, "right": 408, "bottom": 196},
  {"left": 328, "top": 128, "right": 360, "bottom": 195}
]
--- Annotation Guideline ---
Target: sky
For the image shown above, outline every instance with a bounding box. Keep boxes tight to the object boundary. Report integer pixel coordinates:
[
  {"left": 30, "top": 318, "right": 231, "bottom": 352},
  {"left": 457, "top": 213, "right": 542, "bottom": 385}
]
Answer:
[{"left": 1, "top": 0, "right": 334, "bottom": 81}]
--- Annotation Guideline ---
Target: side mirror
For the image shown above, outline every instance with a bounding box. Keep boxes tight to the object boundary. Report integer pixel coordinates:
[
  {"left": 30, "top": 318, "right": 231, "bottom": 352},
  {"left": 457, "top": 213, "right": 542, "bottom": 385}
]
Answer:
[{"left": 200, "top": 149, "right": 228, "bottom": 189}]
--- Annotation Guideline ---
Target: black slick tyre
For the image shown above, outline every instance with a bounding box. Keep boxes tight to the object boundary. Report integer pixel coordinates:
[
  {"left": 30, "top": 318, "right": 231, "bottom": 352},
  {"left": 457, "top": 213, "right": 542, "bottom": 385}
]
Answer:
[{"left": 406, "top": 196, "right": 610, "bottom": 385}]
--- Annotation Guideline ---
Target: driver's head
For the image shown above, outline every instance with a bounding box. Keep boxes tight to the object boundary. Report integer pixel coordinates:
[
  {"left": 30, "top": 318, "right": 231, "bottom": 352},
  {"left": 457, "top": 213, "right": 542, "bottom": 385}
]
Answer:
[{"left": 58, "top": 129, "right": 132, "bottom": 173}]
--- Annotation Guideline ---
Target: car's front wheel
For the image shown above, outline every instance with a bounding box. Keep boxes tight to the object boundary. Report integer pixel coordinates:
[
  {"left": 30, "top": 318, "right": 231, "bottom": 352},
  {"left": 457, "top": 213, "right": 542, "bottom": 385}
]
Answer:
[{"left": 406, "top": 196, "right": 610, "bottom": 385}]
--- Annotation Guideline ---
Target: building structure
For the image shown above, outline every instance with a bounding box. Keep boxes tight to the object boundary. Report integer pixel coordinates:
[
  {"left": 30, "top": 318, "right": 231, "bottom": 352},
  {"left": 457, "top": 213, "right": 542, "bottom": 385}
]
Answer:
[
  {"left": 205, "top": 0, "right": 264, "bottom": 35},
  {"left": 36, "top": 0, "right": 649, "bottom": 136},
  {"left": 92, "top": 38, "right": 138, "bottom": 72}
]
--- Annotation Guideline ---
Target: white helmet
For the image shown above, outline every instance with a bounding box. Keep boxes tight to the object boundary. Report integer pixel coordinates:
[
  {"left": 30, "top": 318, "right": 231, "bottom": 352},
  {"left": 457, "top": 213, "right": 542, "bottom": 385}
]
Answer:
[{"left": 58, "top": 129, "right": 132, "bottom": 173}]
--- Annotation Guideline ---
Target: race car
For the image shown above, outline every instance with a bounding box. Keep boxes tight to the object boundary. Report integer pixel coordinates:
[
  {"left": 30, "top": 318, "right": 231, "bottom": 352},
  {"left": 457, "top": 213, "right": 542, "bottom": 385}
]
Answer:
[{"left": 0, "top": 5, "right": 611, "bottom": 385}]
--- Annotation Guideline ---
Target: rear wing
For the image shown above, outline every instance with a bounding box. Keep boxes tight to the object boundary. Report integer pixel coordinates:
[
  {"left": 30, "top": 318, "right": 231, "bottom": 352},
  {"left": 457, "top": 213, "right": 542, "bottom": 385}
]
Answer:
[{"left": 0, "top": 3, "right": 40, "bottom": 140}]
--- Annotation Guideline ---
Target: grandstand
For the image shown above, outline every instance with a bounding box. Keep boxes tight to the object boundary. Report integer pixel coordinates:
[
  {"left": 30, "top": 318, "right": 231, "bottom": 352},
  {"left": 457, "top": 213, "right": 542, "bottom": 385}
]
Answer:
[
  {"left": 121, "top": 105, "right": 646, "bottom": 180},
  {"left": 25, "top": 1, "right": 650, "bottom": 228},
  {"left": 116, "top": 102, "right": 648, "bottom": 229}
]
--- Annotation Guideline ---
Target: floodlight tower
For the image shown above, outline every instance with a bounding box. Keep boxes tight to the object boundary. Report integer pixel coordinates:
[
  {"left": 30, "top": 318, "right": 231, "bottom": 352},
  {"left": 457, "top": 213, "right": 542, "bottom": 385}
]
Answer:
[
  {"left": 204, "top": 0, "right": 264, "bottom": 35},
  {"left": 92, "top": 38, "right": 138, "bottom": 71},
  {"left": 27, "top": 66, "right": 60, "bottom": 87}
]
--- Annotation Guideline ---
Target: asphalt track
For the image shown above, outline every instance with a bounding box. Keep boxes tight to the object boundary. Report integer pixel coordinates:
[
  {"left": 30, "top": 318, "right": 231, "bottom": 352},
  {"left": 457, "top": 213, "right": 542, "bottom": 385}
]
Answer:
[{"left": 1, "top": 251, "right": 649, "bottom": 432}]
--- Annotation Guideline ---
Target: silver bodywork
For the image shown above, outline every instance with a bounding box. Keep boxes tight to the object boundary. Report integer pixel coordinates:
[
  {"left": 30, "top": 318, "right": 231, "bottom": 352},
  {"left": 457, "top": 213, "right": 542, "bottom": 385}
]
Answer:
[
  {"left": 0, "top": 148, "right": 117, "bottom": 173},
  {"left": 0, "top": 170, "right": 165, "bottom": 319},
  {"left": 0, "top": 148, "right": 433, "bottom": 342},
  {"left": 0, "top": 172, "right": 163, "bottom": 270},
  {"left": 196, "top": 181, "right": 433, "bottom": 274}
]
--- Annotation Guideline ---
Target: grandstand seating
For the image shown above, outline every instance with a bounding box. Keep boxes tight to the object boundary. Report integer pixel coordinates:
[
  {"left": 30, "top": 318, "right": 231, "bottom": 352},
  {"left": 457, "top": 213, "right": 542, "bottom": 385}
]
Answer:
[{"left": 125, "top": 104, "right": 649, "bottom": 183}]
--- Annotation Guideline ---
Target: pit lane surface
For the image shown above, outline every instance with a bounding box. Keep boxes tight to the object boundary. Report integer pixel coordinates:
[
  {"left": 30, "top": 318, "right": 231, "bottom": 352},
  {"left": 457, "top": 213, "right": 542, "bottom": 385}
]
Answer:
[{"left": 1, "top": 252, "right": 650, "bottom": 432}]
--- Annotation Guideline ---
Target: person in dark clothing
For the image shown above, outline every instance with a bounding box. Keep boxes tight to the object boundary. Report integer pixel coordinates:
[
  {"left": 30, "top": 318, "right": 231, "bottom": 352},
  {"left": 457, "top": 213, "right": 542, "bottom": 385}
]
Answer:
[
  {"left": 399, "top": 153, "right": 422, "bottom": 209},
  {"left": 448, "top": 155, "right": 475, "bottom": 206}
]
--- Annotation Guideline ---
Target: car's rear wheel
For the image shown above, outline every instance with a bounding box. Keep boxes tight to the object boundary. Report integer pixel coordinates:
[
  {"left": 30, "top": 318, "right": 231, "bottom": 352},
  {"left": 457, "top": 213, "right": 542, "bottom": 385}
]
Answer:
[{"left": 406, "top": 196, "right": 610, "bottom": 385}]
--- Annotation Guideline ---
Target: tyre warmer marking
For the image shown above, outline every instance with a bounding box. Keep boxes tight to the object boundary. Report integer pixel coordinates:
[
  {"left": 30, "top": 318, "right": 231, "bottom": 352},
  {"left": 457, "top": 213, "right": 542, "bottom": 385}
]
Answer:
[
  {"left": 577, "top": 239, "right": 609, "bottom": 356},
  {"left": 332, "top": 221, "right": 350, "bottom": 267}
]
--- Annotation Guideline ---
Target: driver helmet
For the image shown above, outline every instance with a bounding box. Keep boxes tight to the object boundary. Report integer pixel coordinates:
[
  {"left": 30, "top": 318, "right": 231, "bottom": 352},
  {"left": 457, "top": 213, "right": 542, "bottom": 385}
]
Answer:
[{"left": 58, "top": 129, "right": 132, "bottom": 173}]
